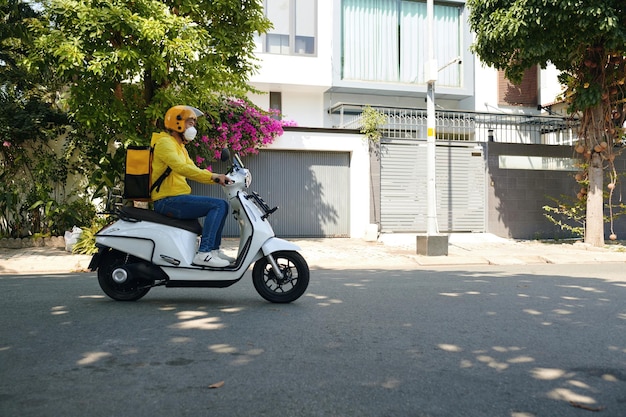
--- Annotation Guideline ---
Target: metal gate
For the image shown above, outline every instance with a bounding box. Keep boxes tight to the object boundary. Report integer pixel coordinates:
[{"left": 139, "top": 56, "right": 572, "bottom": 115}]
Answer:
[
  {"left": 192, "top": 150, "right": 350, "bottom": 237},
  {"left": 380, "top": 140, "right": 486, "bottom": 233}
]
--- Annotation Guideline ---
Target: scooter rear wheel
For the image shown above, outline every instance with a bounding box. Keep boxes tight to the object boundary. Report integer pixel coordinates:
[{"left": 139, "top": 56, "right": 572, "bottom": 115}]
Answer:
[
  {"left": 97, "top": 249, "right": 151, "bottom": 301},
  {"left": 252, "top": 251, "right": 309, "bottom": 303}
]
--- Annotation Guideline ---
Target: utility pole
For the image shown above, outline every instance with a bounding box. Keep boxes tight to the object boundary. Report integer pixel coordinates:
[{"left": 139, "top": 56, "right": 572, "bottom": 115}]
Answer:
[
  {"left": 426, "top": 0, "right": 438, "bottom": 236},
  {"left": 416, "top": 0, "right": 449, "bottom": 256}
]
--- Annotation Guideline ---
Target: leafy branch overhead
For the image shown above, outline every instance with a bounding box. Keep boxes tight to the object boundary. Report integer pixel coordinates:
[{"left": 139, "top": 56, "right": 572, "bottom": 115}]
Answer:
[{"left": 27, "top": 0, "right": 271, "bottom": 135}]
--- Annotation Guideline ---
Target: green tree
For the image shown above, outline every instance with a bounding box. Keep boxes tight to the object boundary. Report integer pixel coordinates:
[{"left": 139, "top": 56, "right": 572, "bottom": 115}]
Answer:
[
  {"left": 26, "top": 0, "right": 272, "bottom": 198},
  {"left": 0, "top": 0, "right": 91, "bottom": 238},
  {"left": 467, "top": 0, "right": 626, "bottom": 246}
]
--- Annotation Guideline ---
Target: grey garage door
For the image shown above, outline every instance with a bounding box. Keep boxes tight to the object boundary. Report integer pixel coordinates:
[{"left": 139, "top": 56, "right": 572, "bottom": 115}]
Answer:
[
  {"left": 192, "top": 150, "right": 350, "bottom": 237},
  {"left": 380, "top": 139, "right": 486, "bottom": 233}
]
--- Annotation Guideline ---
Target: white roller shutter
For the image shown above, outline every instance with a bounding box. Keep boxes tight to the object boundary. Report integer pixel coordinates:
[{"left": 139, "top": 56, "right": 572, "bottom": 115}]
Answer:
[{"left": 380, "top": 140, "right": 486, "bottom": 232}]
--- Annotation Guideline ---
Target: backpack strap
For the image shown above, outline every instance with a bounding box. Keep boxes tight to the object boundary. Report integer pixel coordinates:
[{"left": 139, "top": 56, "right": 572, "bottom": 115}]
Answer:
[
  {"left": 151, "top": 167, "right": 171, "bottom": 193},
  {"left": 149, "top": 143, "right": 171, "bottom": 193}
]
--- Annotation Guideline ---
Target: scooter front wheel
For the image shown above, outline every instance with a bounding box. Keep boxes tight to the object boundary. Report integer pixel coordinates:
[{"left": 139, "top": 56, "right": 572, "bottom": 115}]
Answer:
[
  {"left": 252, "top": 251, "right": 309, "bottom": 303},
  {"left": 97, "top": 248, "right": 151, "bottom": 301}
]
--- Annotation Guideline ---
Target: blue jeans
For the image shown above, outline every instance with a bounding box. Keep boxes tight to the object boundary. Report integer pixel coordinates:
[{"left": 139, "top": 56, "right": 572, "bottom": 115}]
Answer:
[{"left": 154, "top": 195, "right": 229, "bottom": 252}]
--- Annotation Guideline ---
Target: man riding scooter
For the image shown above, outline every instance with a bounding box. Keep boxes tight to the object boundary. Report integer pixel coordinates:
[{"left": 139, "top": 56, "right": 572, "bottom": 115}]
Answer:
[
  {"left": 151, "top": 105, "right": 234, "bottom": 267},
  {"left": 90, "top": 105, "right": 309, "bottom": 303}
]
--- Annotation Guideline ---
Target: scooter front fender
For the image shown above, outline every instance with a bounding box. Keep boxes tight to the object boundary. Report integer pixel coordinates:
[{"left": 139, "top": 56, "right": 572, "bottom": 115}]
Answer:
[{"left": 261, "top": 238, "right": 301, "bottom": 256}]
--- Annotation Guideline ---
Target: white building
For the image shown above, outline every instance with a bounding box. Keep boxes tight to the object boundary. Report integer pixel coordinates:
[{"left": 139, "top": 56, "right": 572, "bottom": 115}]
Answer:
[
  {"left": 227, "top": 0, "right": 575, "bottom": 240},
  {"left": 248, "top": 0, "right": 564, "bottom": 124}
]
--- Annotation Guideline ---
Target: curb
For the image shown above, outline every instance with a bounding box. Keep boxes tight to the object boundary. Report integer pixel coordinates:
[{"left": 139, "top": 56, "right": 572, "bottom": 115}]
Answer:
[
  {"left": 3, "top": 236, "right": 626, "bottom": 275},
  {"left": 0, "top": 236, "right": 65, "bottom": 249},
  {"left": 0, "top": 248, "right": 92, "bottom": 275}
]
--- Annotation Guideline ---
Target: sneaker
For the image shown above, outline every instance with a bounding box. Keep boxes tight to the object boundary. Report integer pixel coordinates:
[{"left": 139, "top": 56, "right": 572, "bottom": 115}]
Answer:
[
  {"left": 192, "top": 251, "right": 229, "bottom": 267},
  {"left": 217, "top": 249, "right": 236, "bottom": 263}
]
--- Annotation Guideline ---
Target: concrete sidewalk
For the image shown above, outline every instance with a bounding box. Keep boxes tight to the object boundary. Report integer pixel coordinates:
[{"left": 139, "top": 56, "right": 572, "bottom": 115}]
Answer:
[{"left": 2, "top": 234, "right": 626, "bottom": 275}]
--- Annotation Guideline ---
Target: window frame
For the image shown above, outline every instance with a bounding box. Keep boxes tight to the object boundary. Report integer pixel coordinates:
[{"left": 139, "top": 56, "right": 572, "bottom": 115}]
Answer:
[
  {"left": 260, "top": 0, "right": 318, "bottom": 56},
  {"left": 341, "top": 0, "right": 464, "bottom": 87}
]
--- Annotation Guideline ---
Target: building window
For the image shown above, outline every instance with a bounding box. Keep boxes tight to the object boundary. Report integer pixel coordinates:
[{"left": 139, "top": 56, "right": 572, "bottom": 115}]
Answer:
[
  {"left": 269, "top": 92, "right": 282, "bottom": 119},
  {"left": 342, "top": 0, "right": 463, "bottom": 87},
  {"left": 262, "top": 0, "right": 317, "bottom": 56}
]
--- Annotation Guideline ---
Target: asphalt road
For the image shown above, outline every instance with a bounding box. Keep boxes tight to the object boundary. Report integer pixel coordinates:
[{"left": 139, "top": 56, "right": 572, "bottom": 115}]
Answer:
[{"left": 1, "top": 264, "right": 625, "bottom": 417}]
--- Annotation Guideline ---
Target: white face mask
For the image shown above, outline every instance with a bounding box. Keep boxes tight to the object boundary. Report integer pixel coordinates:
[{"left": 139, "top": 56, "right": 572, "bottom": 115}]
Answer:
[{"left": 183, "top": 126, "right": 197, "bottom": 141}]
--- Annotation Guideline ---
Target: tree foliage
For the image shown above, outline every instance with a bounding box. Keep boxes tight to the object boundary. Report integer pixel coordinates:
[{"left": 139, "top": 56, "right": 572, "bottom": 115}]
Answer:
[
  {"left": 26, "top": 0, "right": 272, "bottom": 197},
  {"left": 0, "top": 0, "right": 95, "bottom": 238},
  {"left": 0, "top": 0, "right": 274, "bottom": 238},
  {"left": 468, "top": 0, "right": 626, "bottom": 245}
]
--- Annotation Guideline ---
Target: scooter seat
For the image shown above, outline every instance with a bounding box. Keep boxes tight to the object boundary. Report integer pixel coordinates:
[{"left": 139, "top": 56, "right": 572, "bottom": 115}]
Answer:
[{"left": 119, "top": 206, "right": 203, "bottom": 235}]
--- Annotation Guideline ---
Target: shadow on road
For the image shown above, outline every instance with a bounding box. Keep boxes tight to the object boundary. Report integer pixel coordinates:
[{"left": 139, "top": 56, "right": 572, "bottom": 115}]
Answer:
[{"left": 1, "top": 266, "right": 625, "bottom": 417}]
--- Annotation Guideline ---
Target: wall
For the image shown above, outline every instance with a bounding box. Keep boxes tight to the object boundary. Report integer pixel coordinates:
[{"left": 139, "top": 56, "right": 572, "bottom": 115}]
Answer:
[
  {"left": 473, "top": 62, "right": 567, "bottom": 116},
  {"left": 266, "top": 136, "right": 626, "bottom": 241},
  {"left": 540, "top": 63, "right": 566, "bottom": 108},
  {"left": 195, "top": 126, "right": 626, "bottom": 241},
  {"left": 270, "top": 128, "right": 371, "bottom": 239},
  {"left": 497, "top": 66, "right": 538, "bottom": 106},
  {"left": 249, "top": 0, "right": 333, "bottom": 89},
  {"left": 249, "top": 90, "right": 327, "bottom": 127},
  {"left": 486, "top": 142, "right": 626, "bottom": 240}
]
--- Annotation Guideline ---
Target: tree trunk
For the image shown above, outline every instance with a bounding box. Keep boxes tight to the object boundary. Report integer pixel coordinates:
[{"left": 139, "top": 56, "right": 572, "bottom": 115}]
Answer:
[
  {"left": 585, "top": 152, "right": 604, "bottom": 246},
  {"left": 584, "top": 102, "right": 608, "bottom": 247}
]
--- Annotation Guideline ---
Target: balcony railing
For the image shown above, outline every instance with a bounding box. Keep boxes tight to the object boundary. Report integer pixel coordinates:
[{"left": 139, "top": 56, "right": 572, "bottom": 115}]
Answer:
[{"left": 328, "top": 103, "right": 579, "bottom": 145}]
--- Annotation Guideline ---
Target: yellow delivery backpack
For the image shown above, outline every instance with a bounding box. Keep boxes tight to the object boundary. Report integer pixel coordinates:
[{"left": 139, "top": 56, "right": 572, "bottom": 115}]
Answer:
[{"left": 123, "top": 145, "right": 171, "bottom": 201}]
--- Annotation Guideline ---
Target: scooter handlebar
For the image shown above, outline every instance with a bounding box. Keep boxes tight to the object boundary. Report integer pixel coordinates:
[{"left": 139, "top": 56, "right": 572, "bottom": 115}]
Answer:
[{"left": 213, "top": 177, "right": 234, "bottom": 185}]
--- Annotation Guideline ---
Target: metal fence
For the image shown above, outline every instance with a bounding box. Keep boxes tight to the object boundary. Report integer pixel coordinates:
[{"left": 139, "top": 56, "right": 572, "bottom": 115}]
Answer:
[{"left": 329, "top": 103, "right": 579, "bottom": 145}]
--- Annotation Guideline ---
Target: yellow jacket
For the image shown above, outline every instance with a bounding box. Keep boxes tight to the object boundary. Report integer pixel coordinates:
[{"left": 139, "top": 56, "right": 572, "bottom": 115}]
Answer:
[{"left": 150, "top": 132, "right": 215, "bottom": 201}]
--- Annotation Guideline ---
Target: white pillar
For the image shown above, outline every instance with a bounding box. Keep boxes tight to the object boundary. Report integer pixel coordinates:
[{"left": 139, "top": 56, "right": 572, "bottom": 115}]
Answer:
[{"left": 426, "top": 0, "right": 438, "bottom": 235}]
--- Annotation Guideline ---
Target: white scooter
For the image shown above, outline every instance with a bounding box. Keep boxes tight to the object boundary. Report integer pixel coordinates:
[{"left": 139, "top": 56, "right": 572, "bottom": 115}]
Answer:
[{"left": 88, "top": 150, "right": 310, "bottom": 303}]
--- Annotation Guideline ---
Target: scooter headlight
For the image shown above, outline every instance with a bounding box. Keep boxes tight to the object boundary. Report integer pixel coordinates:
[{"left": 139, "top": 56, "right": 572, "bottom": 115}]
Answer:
[{"left": 245, "top": 170, "right": 252, "bottom": 188}]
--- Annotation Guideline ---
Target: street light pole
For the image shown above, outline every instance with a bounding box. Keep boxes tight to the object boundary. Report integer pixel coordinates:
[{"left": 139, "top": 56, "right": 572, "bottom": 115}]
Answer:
[
  {"left": 426, "top": 0, "right": 438, "bottom": 235},
  {"left": 417, "top": 0, "right": 448, "bottom": 255}
]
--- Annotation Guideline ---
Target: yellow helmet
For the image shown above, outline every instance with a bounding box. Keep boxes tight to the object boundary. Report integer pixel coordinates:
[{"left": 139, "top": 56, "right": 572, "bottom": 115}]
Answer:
[{"left": 164, "top": 105, "right": 204, "bottom": 133}]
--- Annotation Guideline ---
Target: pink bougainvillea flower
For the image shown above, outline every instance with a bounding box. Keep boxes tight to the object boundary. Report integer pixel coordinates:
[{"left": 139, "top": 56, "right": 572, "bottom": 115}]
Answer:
[
  {"left": 3, "top": 141, "right": 10, "bottom": 147},
  {"left": 187, "top": 97, "right": 289, "bottom": 168}
]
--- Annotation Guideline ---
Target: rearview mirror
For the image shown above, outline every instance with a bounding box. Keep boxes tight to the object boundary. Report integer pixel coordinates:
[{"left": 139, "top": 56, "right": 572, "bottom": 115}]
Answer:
[{"left": 219, "top": 148, "right": 230, "bottom": 162}]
